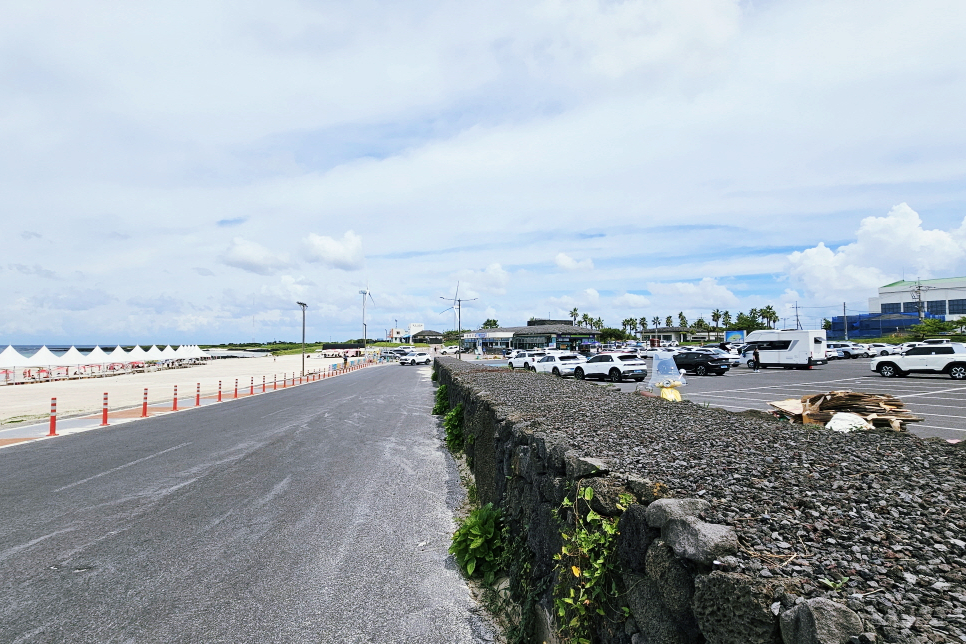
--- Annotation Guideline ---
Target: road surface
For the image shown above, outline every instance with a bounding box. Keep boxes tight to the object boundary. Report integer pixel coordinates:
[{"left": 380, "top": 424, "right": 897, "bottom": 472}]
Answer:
[{"left": 0, "top": 364, "right": 495, "bottom": 643}]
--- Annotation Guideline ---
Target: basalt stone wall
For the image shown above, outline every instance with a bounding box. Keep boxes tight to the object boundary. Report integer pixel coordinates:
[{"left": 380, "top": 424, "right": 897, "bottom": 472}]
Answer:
[{"left": 434, "top": 358, "right": 966, "bottom": 644}]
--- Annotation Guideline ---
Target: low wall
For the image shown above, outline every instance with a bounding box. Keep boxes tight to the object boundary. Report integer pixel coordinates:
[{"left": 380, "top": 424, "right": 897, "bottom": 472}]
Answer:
[{"left": 435, "top": 358, "right": 966, "bottom": 644}]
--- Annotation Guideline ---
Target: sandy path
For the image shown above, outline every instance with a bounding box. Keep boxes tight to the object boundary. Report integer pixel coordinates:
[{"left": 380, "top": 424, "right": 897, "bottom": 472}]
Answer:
[{"left": 0, "top": 354, "right": 352, "bottom": 424}]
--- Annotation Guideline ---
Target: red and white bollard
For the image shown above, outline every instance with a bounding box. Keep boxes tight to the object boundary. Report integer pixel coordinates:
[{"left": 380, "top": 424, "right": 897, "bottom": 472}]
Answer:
[
  {"left": 234, "top": 378, "right": 238, "bottom": 399},
  {"left": 218, "top": 380, "right": 222, "bottom": 402},
  {"left": 101, "top": 392, "right": 109, "bottom": 426},
  {"left": 49, "top": 397, "right": 57, "bottom": 436},
  {"left": 250, "top": 377, "right": 254, "bottom": 395},
  {"left": 283, "top": 373, "right": 287, "bottom": 388},
  {"left": 142, "top": 388, "right": 148, "bottom": 417},
  {"left": 262, "top": 375, "right": 266, "bottom": 393},
  {"left": 273, "top": 374, "right": 277, "bottom": 390},
  {"left": 172, "top": 385, "right": 178, "bottom": 411},
  {"left": 196, "top": 382, "right": 201, "bottom": 407}
]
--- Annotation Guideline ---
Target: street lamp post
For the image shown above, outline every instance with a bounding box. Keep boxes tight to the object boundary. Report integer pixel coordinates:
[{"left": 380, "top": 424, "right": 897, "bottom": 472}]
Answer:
[{"left": 296, "top": 301, "right": 307, "bottom": 376}]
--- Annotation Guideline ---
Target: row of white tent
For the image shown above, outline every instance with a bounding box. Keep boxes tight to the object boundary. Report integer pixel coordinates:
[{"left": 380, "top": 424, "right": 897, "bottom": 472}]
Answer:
[{"left": 0, "top": 345, "right": 210, "bottom": 368}]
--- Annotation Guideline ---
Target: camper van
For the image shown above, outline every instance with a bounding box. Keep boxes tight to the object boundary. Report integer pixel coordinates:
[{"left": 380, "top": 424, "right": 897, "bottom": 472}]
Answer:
[{"left": 741, "top": 330, "right": 828, "bottom": 369}]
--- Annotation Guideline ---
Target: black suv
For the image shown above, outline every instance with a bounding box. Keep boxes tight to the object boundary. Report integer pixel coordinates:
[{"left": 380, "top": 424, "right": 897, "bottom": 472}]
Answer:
[{"left": 672, "top": 350, "right": 731, "bottom": 376}]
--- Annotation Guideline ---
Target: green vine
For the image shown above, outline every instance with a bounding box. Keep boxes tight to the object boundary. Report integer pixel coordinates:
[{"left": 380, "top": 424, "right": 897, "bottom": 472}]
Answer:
[
  {"left": 553, "top": 485, "right": 632, "bottom": 644},
  {"left": 432, "top": 383, "right": 449, "bottom": 415},
  {"left": 444, "top": 403, "right": 465, "bottom": 452},
  {"left": 450, "top": 503, "right": 504, "bottom": 586}
]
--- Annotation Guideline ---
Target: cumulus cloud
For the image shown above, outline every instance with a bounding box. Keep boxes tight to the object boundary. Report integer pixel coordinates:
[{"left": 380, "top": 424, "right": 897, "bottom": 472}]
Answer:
[
  {"left": 221, "top": 237, "right": 290, "bottom": 275},
  {"left": 613, "top": 292, "right": 650, "bottom": 308},
  {"left": 548, "top": 288, "right": 600, "bottom": 308},
  {"left": 645, "top": 278, "right": 739, "bottom": 308},
  {"left": 456, "top": 263, "right": 510, "bottom": 295},
  {"left": 788, "top": 203, "right": 966, "bottom": 300},
  {"left": 555, "top": 253, "right": 594, "bottom": 271},
  {"left": 303, "top": 231, "right": 365, "bottom": 270}
]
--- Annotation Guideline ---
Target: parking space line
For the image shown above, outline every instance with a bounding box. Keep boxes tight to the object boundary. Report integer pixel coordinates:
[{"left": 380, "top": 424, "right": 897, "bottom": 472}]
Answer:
[
  {"left": 917, "top": 425, "right": 966, "bottom": 433},
  {"left": 687, "top": 377, "right": 869, "bottom": 395},
  {"left": 900, "top": 386, "right": 966, "bottom": 398}
]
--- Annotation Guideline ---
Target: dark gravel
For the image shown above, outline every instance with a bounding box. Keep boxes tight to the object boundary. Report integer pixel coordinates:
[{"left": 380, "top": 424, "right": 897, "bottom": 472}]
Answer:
[{"left": 442, "top": 359, "right": 966, "bottom": 644}]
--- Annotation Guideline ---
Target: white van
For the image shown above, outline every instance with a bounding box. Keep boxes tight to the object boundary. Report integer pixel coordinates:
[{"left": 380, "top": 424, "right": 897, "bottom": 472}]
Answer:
[{"left": 742, "top": 330, "right": 828, "bottom": 369}]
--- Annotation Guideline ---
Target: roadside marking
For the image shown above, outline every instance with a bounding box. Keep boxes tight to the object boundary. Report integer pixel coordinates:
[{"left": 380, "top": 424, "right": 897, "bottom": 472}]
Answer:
[
  {"left": 0, "top": 528, "right": 76, "bottom": 563},
  {"left": 915, "top": 412, "right": 966, "bottom": 420},
  {"left": 53, "top": 442, "right": 192, "bottom": 493},
  {"left": 900, "top": 386, "right": 966, "bottom": 398},
  {"left": 917, "top": 425, "right": 966, "bottom": 433}
]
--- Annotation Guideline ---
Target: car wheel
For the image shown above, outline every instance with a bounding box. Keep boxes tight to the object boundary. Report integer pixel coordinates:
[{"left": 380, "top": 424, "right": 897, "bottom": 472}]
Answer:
[
  {"left": 574, "top": 368, "right": 585, "bottom": 380},
  {"left": 508, "top": 363, "right": 514, "bottom": 370},
  {"left": 878, "top": 363, "right": 898, "bottom": 378},
  {"left": 695, "top": 365, "right": 707, "bottom": 376},
  {"left": 523, "top": 362, "right": 530, "bottom": 371},
  {"left": 552, "top": 367, "right": 561, "bottom": 376},
  {"left": 880, "top": 350, "right": 889, "bottom": 356},
  {"left": 850, "top": 353, "right": 859, "bottom": 359},
  {"left": 609, "top": 368, "right": 622, "bottom": 383},
  {"left": 746, "top": 360, "right": 755, "bottom": 369},
  {"left": 949, "top": 364, "right": 966, "bottom": 380}
]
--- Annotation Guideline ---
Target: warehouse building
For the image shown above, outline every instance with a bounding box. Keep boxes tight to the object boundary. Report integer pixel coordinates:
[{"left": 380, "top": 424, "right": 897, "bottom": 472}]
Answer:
[{"left": 869, "top": 277, "right": 966, "bottom": 321}]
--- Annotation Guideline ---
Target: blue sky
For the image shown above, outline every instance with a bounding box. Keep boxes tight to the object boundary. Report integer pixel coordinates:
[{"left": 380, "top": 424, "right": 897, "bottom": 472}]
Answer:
[{"left": 4, "top": 0, "right": 966, "bottom": 344}]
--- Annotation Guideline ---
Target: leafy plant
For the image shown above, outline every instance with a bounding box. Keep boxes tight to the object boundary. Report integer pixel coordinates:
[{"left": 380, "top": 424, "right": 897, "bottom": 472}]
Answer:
[
  {"left": 820, "top": 576, "right": 849, "bottom": 591},
  {"left": 450, "top": 503, "right": 504, "bottom": 586},
  {"left": 444, "top": 403, "right": 465, "bottom": 452},
  {"left": 431, "top": 370, "right": 438, "bottom": 382},
  {"left": 432, "top": 384, "right": 449, "bottom": 415},
  {"left": 553, "top": 486, "right": 632, "bottom": 644}
]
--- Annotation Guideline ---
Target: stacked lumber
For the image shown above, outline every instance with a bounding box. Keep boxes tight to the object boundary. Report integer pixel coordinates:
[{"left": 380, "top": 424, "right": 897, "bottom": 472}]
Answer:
[{"left": 768, "top": 390, "right": 922, "bottom": 431}]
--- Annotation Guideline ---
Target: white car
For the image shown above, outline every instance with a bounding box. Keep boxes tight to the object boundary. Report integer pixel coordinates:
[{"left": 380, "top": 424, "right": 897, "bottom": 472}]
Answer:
[
  {"left": 399, "top": 351, "right": 432, "bottom": 365},
  {"left": 871, "top": 344, "right": 966, "bottom": 379},
  {"left": 439, "top": 345, "right": 461, "bottom": 355},
  {"left": 508, "top": 351, "right": 547, "bottom": 370},
  {"left": 573, "top": 353, "right": 649, "bottom": 382},
  {"left": 533, "top": 354, "right": 585, "bottom": 376},
  {"left": 826, "top": 342, "right": 867, "bottom": 359},
  {"left": 867, "top": 343, "right": 900, "bottom": 356},
  {"left": 826, "top": 348, "right": 844, "bottom": 360}
]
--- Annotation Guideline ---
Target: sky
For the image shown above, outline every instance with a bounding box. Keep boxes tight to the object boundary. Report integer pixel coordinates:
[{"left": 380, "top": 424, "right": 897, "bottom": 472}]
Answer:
[{"left": 4, "top": 0, "right": 966, "bottom": 344}]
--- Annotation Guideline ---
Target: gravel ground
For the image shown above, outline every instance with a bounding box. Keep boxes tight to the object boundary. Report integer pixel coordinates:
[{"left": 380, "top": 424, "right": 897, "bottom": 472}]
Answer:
[{"left": 443, "top": 360, "right": 966, "bottom": 643}]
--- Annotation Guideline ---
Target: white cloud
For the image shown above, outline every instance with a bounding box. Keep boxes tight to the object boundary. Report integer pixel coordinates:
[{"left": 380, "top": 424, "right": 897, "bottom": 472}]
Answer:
[
  {"left": 221, "top": 237, "right": 290, "bottom": 275},
  {"left": 555, "top": 252, "right": 594, "bottom": 271},
  {"left": 612, "top": 292, "right": 651, "bottom": 308},
  {"left": 303, "top": 231, "right": 365, "bottom": 271},
  {"left": 645, "top": 278, "right": 739, "bottom": 309},
  {"left": 455, "top": 263, "right": 510, "bottom": 295},
  {"left": 788, "top": 203, "right": 966, "bottom": 301}
]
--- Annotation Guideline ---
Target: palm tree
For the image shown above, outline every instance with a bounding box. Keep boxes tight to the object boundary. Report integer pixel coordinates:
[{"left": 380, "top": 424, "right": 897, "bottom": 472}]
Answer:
[
  {"left": 722, "top": 310, "right": 732, "bottom": 329},
  {"left": 761, "top": 305, "right": 777, "bottom": 329},
  {"left": 581, "top": 313, "right": 591, "bottom": 328},
  {"left": 652, "top": 316, "right": 661, "bottom": 328},
  {"left": 665, "top": 315, "right": 673, "bottom": 328},
  {"left": 569, "top": 307, "right": 579, "bottom": 326},
  {"left": 678, "top": 312, "right": 688, "bottom": 328},
  {"left": 595, "top": 317, "right": 604, "bottom": 331},
  {"left": 711, "top": 309, "right": 722, "bottom": 340},
  {"left": 639, "top": 317, "right": 648, "bottom": 339}
]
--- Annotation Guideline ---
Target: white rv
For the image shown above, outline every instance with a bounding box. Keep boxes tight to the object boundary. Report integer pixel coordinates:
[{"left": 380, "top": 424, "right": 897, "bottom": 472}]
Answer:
[{"left": 742, "top": 330, "right": 828, "bottom": 369}]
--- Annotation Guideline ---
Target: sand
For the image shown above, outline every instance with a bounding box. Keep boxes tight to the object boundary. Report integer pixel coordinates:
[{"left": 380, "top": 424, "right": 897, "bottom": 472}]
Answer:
[{"left": 0, "top": 354, "right": 353, "bottom": 425}]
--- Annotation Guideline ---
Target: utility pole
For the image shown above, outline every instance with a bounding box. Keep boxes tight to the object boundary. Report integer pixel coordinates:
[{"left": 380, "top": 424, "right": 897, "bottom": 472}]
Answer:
[
  {"left": 843, "top": 302, "right": 848, "bottom": 341},
  {"left": 296, "top": 301, "right": 307, "bottom": 376},
  {"left": 794, "top": 301, "right": 802, "bottom": 330},
  {"left": 910, "top": 278, "right": 930, "bottom": 321}
]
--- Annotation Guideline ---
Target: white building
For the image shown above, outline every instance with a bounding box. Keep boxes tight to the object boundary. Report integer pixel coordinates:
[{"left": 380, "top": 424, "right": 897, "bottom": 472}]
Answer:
[{"left": 869, "top": 277, "right": 966, "bottom": 321}]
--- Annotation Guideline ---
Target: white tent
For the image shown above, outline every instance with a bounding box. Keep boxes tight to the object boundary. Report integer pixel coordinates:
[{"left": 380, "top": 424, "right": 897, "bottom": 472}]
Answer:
[
  {"left": 160, "top": 345, "right": 178, "bottom": 360},
  {"left": 107, "top": 346, "right": 128, "bottom": 361},
  {"left": 85, "top": 346, "right": 110, "bottom": 364},
  {"left": 144, "top": 345, "right": 163, "bottom": 360},
  {"left": 24, "top": 346, "right": 61, "bottom": 366},
  {"left": 0, "top": 346, "right": 26, "bottom": 368},
  {"left": 58, "top": 346, "right": 87, "bottom": 365},
  {"left": 127, "top": 345, "right": 148, "bottom": 360},
  {"left": 173, "top": 345, "right": 189, "bottom": 359},
  {"left": 189, "top": 345, "right": 208, "bottom": 359}
]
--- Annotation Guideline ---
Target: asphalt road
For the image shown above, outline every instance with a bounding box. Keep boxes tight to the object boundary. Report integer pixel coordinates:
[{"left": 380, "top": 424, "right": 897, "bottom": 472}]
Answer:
[{"left": 0, "top": 364, "right": 495, "bottom": 643}]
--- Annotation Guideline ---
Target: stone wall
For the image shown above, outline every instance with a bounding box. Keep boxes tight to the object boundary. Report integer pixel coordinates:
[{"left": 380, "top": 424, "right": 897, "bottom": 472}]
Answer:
[{"left": 434, "top": 358, "right": 963, "bottom": 644}]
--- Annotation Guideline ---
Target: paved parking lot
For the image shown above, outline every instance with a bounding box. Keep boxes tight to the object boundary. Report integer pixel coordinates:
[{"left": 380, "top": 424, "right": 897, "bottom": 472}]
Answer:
[{"left": 481, "top": 356, "right": 965, "bottom": 442}]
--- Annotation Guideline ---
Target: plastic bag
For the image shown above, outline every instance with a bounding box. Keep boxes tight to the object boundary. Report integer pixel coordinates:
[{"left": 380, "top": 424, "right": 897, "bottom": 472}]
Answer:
[{"left": 825, "top": 412, "right": 873, "bottom": 433}]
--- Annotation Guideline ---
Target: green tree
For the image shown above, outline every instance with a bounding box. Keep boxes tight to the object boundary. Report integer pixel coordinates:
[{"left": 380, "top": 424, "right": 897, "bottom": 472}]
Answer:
[
  {"left": 581, "top": 313, "right": 592, "bottom": 328},
  {"left": 722, "top": 311, "right": 732, "bottom": 329},
  {"left": 760, "top": 305, "right": 778, "bottom": 329},
  {"left": 651, "top": 316, "right": 661, "bottom": 328},
  {"left": 821, "top": 318, "right": 832, "bottom": 331},
  {"left": 731, "top": 311, "right": 768, "bottom": 332},
  {"left": 570, "top": 308, "right": 579, "bottom": 326},
  {"left": 910, "top": 318, "right": 958, "bottom": 339},
  {"left": 711, "top": 309, "right": 722, "bottom": 339},
  {"left": 599, "top": 327, "right": 631, "bottom": 342},
  {"left": 480, "top": 319, "right": 499, "bottom": 329},
  {"left": 665, "top": 315, "right": 673, "bottom": 328},
  {"left": 677, "top": 312, "right": 688, "bottom": 328}
]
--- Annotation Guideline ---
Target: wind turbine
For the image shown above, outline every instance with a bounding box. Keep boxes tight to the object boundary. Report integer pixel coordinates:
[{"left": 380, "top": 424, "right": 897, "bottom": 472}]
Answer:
[
  {"left": 359, "top": 283, "right": 374, "bottom": 360},
  {"left": 439, "top": 282, "right": 477, "bottom": 360}
]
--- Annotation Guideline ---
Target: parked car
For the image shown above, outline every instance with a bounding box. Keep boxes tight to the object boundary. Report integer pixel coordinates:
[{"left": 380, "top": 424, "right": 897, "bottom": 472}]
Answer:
[
  {"left": 439, "top": 345, "right": 461, "bottom": 355},
  {"left": 690, "top": 347, "right": 740, "bottom": 367},
  {"left": 826, "top": 348, "right": 845, "bottom": 360},
  {"left": 870, "top": 344, "right": 966, "bottom": 379},
  {"left": 533, "top": 354, "right": 585, "bottom": 376},
  {"left": 826, "top": 342, "right": 867, "bottom": 359},
  {"left": 399, "top": 351, "right": 432, "bottom": 365},
  {"left": 672, "top": 350, "right": 731, "bottom": 376},
  {"left": 508, "top": 351, "right": 547, "bottom": 370},
  {"left": 921, "top": 338, "right": 953, "bottom": 345},
  {"left": 573, "top": 353, "right": 648, "bottom": 382},
  {"left": 867, "top": 343, "right": 900, "bottom": 356}
]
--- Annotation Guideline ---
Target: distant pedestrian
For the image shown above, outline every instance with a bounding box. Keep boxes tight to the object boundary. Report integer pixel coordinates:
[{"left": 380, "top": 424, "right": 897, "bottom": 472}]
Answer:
[
  {"left": 343, "top": 354, "right": 348, "bottom": 369},
  {"left": 753, "top": 346, "right": 761, "bottom": 372}
]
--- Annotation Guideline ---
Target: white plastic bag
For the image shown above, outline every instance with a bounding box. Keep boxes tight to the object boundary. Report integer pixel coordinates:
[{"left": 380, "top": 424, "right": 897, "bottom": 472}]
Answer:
[{"left": 825, "top": 412, "right": 872, "bottom": 433}]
